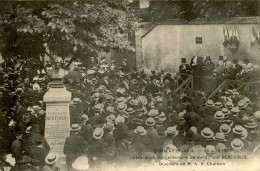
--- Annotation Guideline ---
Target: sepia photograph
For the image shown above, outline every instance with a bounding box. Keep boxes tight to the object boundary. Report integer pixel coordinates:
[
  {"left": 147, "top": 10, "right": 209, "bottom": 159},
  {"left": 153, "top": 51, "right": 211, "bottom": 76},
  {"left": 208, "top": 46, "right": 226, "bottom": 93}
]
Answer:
[{"left": 0, "top": 0, "right": 260, "bottom": 170}]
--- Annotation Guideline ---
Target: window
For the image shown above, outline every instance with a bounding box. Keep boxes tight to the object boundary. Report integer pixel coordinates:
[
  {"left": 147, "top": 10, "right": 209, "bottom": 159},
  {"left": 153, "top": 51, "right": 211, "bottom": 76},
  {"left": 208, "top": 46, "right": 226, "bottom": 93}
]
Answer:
[{"left": 196, "top": 37, "right": 202, "bottom": 44}]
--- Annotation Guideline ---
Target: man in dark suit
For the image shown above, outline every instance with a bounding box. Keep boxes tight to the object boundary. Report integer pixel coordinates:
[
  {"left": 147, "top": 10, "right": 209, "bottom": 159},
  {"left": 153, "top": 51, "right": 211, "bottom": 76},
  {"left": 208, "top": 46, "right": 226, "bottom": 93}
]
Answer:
[
  {"left": 148, "top": 76, "right": 160, "bottom": 96},
  {"left": 64, "top": 124, "right": 87, "bottom": 170},
  {"left": 179, "top": 58, "right": 191, "bottom": 85},
  {"left": 179, "top": 58, "right": 191, "bottom": 74},
  {"left": 28, "top": 134, "right": 48, "bottom": 168},
  {"left": 190, "top": 56, "right": 203, "bottom": 90}
]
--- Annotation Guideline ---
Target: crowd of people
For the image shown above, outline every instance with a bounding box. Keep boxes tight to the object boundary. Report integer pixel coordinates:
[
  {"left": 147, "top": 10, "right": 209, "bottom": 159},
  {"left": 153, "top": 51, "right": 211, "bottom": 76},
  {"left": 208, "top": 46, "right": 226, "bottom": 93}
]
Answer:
[
  {"left": 0, "top": 55, "right": 260, "bottom": 171},
  {"left": 179, "top": 55, "right": 260, "bottom": 92}
]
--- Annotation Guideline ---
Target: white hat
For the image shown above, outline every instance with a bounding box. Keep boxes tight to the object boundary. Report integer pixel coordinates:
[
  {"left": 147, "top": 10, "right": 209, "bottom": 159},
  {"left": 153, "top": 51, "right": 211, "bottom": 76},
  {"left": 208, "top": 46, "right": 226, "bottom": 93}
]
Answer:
[
  {"left": 134, "top": 126, "right": 147, "bottom": 135},
  {"left": 254, "top": 111, "right": 260, "bottom": 119},
  {"left": 87, "top": 70, "right": 95, "bottom": 75},
  {"left": 71, "top": 124, "right": 81, "bottom": 131},
  {"left": 201, "top": 127, "right": 214, "bottom": 139},
  {"left": 93, "top": 127, "right": 104, "bottom": 140},
  {"left": 231, "top": 138, "right": 244, "bottom": 150},
  {"left": 190, "top": 126, "right": 197, "bottom": 134},
  {"left": 72, "top": 156, "right": 89, "bottom": 170},
  {"left": 147, "top": 109, "right": 159, "bottom": 117},
  {"left": 81, "top": 114, "right": 89, "bottom": 121},
  {"left": 166, "top": 126, "right": 178, "bottom": 136},
  {"left": 145, "top": 117, "right": 156, "bottom": 127},
  {"left": 45, "top": 152, "right": 58, "bottom": 165},
  {"left": 115, "top": 115, "right": 125, "bottom": 125}
]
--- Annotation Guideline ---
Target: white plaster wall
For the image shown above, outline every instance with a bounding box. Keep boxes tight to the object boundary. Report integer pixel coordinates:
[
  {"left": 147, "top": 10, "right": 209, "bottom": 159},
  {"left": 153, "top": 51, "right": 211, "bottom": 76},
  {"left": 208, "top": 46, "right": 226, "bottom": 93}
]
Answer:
[{"left": 142, "top": 24, "right": 260, "bottom": 73}]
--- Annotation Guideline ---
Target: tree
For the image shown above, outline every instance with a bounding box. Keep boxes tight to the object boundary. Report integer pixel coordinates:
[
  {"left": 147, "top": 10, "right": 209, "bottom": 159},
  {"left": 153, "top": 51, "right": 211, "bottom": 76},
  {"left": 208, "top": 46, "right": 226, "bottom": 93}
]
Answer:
[
  {"left": 142, "top": 1, "right": 260, "bottom": 22},
  {"left": 0, "top": 1, "right": 140, "bottom": 68}
]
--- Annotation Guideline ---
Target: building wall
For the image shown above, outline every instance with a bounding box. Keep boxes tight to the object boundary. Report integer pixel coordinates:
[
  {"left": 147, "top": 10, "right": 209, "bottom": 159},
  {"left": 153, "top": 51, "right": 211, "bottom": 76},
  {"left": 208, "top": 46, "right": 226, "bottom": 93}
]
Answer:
[{"left": 141, "top": 24, "right": 260, "bottom": 73}]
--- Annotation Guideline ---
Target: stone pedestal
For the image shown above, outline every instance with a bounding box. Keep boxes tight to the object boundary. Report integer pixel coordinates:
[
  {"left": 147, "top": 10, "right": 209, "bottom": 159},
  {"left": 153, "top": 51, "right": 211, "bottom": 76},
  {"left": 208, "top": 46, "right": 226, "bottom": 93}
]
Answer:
[{"left": 44, "top": 87, "right": 71, "bottom": 170}]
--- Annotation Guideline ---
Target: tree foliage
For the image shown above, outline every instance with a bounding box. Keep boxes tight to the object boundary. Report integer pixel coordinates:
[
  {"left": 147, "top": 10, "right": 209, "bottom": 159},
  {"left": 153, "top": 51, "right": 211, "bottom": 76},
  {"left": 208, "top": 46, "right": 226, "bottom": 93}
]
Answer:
[
  {"left": 0, "top": 1, "right": 140, "bottom": 67},
  {"left": 147, "top": 1, "right": 260, "bottom": 22}
]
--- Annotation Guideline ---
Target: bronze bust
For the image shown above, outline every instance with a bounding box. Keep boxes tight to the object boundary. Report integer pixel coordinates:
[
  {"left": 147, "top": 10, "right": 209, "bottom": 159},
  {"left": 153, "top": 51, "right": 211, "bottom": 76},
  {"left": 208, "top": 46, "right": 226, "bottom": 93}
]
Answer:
[{"left": 47, "top": 57, "right": 68, "bottom": 87}]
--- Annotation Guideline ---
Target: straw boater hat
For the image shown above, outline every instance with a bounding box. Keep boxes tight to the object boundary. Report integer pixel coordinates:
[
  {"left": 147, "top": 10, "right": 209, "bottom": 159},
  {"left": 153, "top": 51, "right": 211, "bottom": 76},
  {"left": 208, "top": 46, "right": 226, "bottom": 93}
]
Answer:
[
  {"left": 225, "top": 101, "right": 234, "bottom": 109},
  {"left": 254, "top": 111, "right": 260, "bottom": 120},
  {"left": 92, "top": 92, "right": 100, "bottom": 99},
  {"left": 33, "top": 105, "right": 40, "bottom": 111},
  {"left": 72, "top": 156, "right": 89, "bottom": 170},
  {"left": 166, "top": 126, "right": 178, "bottom": 136},
  {"left": 244, "top": 119, "right": 257, "bottom": 129},
  {"left": 106, "top": 106, "right": 115, "bottom": 113},
  {"left": 134, "top": 126, "right": 147, "bottom": 136},
  {"left": 221, "top": 108, "right": 231, "bottom": 119},
  {"left": 213, "top": 132, "right": 227, "bottom": 142},
  {"left": 230, "top": 107, "right": 240, "bottom": 114},
  {"left": 71, "top": 124, "right": 81, "bottom": 132},
  {"left": 145, "top": 117, "right": 156, "bottom": 127},
  {"left": 116, "top": 97, "right": 126, "bottom": 104},
  {"left": 238, "top": 101, "right": 247, "bottom": 109},
  {"left": 45, "top": 152, "right": 58, "bottom": 165},
  {"left": 232, "top": 89, "right": 239, "bottom": 95},
  {"left": 244, "top": 97, "right": 251, "bottom": 104},
  {"left": 147, "top": 109, "right": 159, "bottom": 117},
  {"left": 231, "top": 138, "right": 244, "bottom": 150},
  {"left": 219, "top": 124, "right": 231, "bottom": 135},
  {"left": 190, "top": 126, "right": 197, "bottom": 134},
  {"left": 115, "top": 115, "right": 125, "bottom": 125},
  {"left": 117, "top": 103, "right": 127, "bottom": 112},
  {"left": 205, "top": 100, "right": 215, "bottom": 108},
  {"left": 81, "top": 114, "right": 89, "bottom": 121},
  {"left": 125, "top": 108, "right": 135, "bottom": 115},
  {"left": 92, "top": 103, "right": 104, "bottom": 112},
  {"left": 93, "top": 127, "right": 104, "bottom": 140},
  {"left": 72, "top": 98, "right": 81, "bottom": 104},
  {"left": 232, "top": 125, "right": 245, "bottom": 135},
  {"left": 214, "top": 111, "right": 225, "bottom": 122},
  {"left": 201, "top": 127, "right": 214, "bottom": 139},
  {"left": 225, "top": 89, "right": 233, "bottom": 96},
  {"left": 214, "top": 102, "right": 223, "bottom": 109}
]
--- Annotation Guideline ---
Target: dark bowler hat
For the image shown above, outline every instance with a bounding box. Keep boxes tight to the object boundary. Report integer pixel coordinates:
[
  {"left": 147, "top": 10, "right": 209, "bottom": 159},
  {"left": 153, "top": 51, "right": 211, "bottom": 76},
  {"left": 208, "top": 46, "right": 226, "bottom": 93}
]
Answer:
[
  {"left": 206, "top": 56, "right": 211, "bottom": 60},
  {"left": 219, "top": 56, "right": 223, "bottom": 60},
  {"left": 181, "top": 58, "right": 186, "bottom": 63}
]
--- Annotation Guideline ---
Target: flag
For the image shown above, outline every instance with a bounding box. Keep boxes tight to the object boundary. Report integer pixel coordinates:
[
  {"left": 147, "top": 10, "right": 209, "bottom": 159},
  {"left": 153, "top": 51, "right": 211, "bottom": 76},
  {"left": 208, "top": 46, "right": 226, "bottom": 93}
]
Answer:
[
  {"left": 139, "top": 0, "right": 150, "bottom": 9},
  {"left": 251, "top": 26, "right": 256, "bottom": 45},
  {"left": 225, "top": 25, "right": 229, "bottom": 40},
  {"left": 229, "top": 26, "right": 233, "bottom": 40},
  {"left": 256, "top": 26, "right": 260, "bottom": 40},
  {"left": 235, "top": 26, "right": 239, "bottom": 41},
  {"left": 221, "top": 26, "right": 226, "bottom": 44}
]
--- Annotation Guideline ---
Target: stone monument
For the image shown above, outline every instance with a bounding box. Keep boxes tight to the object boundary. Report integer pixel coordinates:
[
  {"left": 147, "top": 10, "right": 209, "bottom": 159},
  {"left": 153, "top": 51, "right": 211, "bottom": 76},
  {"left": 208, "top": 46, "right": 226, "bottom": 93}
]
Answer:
[{"left": 44, "top": 57, "right": 70, "bottom": 169}]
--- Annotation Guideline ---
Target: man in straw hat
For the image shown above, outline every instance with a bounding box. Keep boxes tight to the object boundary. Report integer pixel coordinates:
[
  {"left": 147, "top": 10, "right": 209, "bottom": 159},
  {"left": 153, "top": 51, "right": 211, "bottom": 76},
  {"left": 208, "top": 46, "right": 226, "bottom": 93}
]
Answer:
[
  {"left": 43, "top": 152, "right": 59, "bottom": 171},
  {"left": 64, "top": 124, "right": 87, "bottom": 170},
  {"left": 201, "top": 127, "right": 214, "bottom": 147},
  {"left": 88, "top": 127, "right": 108, "bottom": 168}
]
